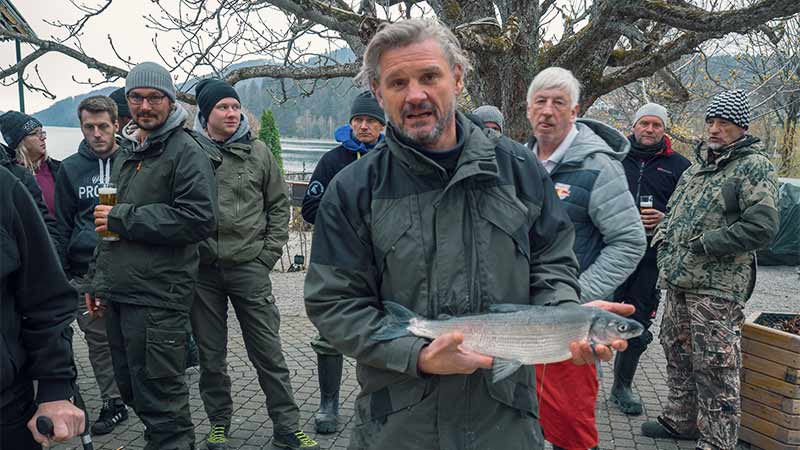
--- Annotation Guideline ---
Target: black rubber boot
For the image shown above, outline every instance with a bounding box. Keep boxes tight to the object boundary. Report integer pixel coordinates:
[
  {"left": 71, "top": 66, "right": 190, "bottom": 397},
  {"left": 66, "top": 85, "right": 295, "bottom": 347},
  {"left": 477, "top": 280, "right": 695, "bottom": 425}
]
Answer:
[
  {"left": 609, "top": 330, "right": 650, "bottom": 415},
  {"left": 315, "top": 354, "right": 343, "bottom": 434}
]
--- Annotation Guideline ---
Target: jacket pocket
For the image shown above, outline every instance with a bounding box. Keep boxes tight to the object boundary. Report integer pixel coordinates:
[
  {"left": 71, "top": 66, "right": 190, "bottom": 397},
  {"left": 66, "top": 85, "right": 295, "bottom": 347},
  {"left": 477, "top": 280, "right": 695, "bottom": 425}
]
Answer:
[
  {"left": 484, "top": 367, "right": 538, "bottom": 418},
  {"left": 372, "top": 200, "right": 415, "bottom": 287},
  {"left": 145, "top": 328, "right": 187, "bottom": 379},
  {"left": 354, "top": 377, "right": 428, "bottom": 424},
  {"left": 477, "top": 190, "right": 532, "bottom": 261}
]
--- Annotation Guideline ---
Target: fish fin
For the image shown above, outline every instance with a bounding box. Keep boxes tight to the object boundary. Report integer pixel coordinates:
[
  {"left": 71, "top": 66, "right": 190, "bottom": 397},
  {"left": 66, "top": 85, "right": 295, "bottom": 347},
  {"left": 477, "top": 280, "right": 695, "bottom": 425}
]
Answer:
[
  {"left": 491, "top": 358, "right": 524, "bottom": 383},
  {"left": 589, "top": 341, "right": 603, "bottom": 380},
  {"left": 372, "top": 302, "right": 418, "bottom": 342},
  {"left": 436, "top": 313, "right": 453, "bottom": 320},
  {"left": 485, "top": 303, "right": 533, "bottom": 314}
]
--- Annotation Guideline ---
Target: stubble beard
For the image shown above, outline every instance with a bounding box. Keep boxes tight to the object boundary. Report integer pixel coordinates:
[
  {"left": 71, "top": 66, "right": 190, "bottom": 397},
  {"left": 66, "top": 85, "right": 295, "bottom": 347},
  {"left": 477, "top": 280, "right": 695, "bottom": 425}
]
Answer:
[{"left": 394, "top": 98, "right": 455, "bottom": 147}]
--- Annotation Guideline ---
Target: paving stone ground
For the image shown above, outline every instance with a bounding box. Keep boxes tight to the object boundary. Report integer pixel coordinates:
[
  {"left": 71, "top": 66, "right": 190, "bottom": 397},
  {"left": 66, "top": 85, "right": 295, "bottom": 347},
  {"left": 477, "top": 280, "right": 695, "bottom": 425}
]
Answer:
[{"left": 62, "top": 263, "right": 798, "bottom": 450}]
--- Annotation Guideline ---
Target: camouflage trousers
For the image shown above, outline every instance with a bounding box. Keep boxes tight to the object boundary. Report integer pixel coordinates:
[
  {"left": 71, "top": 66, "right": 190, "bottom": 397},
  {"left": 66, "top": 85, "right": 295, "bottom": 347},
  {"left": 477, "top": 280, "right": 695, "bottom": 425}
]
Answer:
[{"left": 659, "top": 289, "right": 745, "bottom": 450}]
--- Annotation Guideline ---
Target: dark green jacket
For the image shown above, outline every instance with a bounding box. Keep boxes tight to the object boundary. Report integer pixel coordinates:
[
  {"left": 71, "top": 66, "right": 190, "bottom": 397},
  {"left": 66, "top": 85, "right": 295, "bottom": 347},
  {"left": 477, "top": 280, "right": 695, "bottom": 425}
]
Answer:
[
  {"left": 93, "top": 107, "right": 218, "bottom": 311},
  {"left": 198, "top": 131, "right": 289, "bottom": 268},
  {"left": 305, "top": 112, "right": 580, "bottom": 449},
  {"left": 655, "top": 136, "right": 779, "bottom": 302}
]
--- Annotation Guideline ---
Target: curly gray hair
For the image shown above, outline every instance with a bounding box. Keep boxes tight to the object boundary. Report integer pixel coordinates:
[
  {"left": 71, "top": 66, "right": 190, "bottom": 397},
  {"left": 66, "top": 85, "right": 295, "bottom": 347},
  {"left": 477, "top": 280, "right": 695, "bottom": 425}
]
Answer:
[{"left": 355, "top": 19, "right": 473, "bottom": 89}]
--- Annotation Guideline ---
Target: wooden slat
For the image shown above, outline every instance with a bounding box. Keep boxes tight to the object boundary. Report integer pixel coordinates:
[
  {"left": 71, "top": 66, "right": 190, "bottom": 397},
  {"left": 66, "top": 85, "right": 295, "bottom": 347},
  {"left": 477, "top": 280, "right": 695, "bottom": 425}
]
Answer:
[
  {"left": 742, "top": 397, "right": 800, "bottom": 430},
  {"left": 743, "top": 320, "right": 800, "bottom": 353},
  {"left": 742, "top": 383, "right": 800, "bottom": 414},
  {"left": 740, "top": 425, "right": 796, "bottom": 450},
  {"left": 744, "top": 352, "right": 800, "bottom": 384},
  {"left": 742, "top": 412, "right": 800, "bottom": 445},
  {"left": 743, "top": 338, "right": 800, "bottom": 369},
  {"left": 743, "top": 369, "right": 800, "bottom": 398}
]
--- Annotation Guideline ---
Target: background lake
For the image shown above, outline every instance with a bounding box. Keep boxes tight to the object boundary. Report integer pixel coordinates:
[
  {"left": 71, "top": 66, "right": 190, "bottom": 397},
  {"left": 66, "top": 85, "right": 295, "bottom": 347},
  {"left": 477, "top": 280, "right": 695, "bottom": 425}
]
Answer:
[{"left": 43, "top": 126, "right": 332, "bottom": 174}]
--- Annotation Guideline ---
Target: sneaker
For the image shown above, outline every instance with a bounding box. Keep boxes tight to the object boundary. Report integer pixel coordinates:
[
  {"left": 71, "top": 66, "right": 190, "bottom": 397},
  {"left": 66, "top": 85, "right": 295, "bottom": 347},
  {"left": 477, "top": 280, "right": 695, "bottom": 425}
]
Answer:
[
  {"left": 91, "top": 398, "right": 128, "bottom": 435},
  {"left": 273, "top": 430, "right": 319, "bottom": 449},
  {"left": 206, "top": 424, "right": 228, "bottom": 450}
]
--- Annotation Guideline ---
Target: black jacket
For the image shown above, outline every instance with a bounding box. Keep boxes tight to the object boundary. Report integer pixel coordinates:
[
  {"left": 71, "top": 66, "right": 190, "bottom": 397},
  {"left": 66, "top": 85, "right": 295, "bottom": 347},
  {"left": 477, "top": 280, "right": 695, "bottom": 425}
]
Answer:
[
  {"left": 0, "top": 143, "right": 57, "bottom": 234},
  {"left": 53, "top": 140, "right": 120, "bottom": 276},
  {"left": 0, "top": 165, "right": 77, "bottom": 407},
  {"left": 615, "top": 136, "right": 690, "bottom": 322}
]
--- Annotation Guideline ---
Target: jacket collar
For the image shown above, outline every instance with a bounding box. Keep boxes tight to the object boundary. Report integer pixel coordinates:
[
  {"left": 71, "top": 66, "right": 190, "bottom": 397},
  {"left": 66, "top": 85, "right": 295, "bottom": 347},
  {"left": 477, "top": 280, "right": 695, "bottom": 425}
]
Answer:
[
  {"left": 694, "top": 135, "right": 761, "bottom": 172},
  {"left": 385, "top": 111, "right": 499, "bottom": 183}
]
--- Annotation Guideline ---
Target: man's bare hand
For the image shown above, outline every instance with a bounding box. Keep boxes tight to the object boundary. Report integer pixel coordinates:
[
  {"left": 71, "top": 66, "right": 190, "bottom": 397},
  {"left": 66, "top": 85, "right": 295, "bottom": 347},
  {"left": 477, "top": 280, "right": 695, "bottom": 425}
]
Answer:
[
  {"left": 641, "top": 208, "right": 664, "bottom": 230},
  {"left": 418, "top": 332, "right": 493, "bottom": 375},
  {"left": 27, "top": 400, "right": 84, "bottom": 448},
  {"left": 84, "top": 293, "right": 105, "bottom": 318},
  {"left": 93, "top": 205, "right": 112, "bottom": 233},
  {"left": 569, "top": 301, "right": 635, "bottom": 365}
]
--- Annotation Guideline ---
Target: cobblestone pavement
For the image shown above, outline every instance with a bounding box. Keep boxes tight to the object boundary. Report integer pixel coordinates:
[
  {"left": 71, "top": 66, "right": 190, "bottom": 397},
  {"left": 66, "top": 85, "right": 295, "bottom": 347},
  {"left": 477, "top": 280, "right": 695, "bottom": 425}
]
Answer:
[{"left": 63, "top": 265, "right": 798, "bottom": 450}]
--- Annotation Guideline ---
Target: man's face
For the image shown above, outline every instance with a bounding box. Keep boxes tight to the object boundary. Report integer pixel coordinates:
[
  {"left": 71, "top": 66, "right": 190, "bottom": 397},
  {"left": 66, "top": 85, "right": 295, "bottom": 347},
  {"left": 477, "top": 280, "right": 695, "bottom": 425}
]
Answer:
[
  {"left": 128, "top": 88, "right": 171, "bottom": 131},
  {"left": 21, "top": 127, "right": 47, "bottom": 160},
  {"left": 633, "top": 116, "right": 666, "bottom": 146},
  {"left": 527, "top": 88, "right": 578, "bottom": 148},
  {"left": 706, "top": 117, "right": 746, "bottom": 150},
  {"left": 484, "top": 121, "right": 501, "bottom": 132},
  {"left": 80, "top": 110, "right": 118, "bottom": 155},
  {"left": 372, "top": 38, "right": 463, "bottom": 150},
  {"left": 206, "top": 98, "right": 241, "bottom": 141},
  {"left": 350, "top": 115, "right": 384, "bottom": 145}
]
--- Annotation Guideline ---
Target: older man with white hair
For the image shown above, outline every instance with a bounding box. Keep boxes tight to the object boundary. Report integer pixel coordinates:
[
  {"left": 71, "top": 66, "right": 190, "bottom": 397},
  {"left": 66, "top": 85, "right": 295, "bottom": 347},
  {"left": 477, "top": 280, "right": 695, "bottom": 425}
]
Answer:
[{"left": 526, "top": 67, "right": 646, "bottom": 450}]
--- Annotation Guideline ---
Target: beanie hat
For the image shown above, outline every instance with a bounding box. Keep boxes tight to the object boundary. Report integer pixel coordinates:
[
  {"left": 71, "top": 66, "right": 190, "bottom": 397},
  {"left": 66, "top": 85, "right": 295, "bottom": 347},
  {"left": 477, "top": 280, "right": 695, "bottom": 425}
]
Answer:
[
  {"left": 350, "top": 91, "right": 385, "bottom": 124},
  {"left": 109, "top": 87, "right": 131, "bottom": 118},
  {"left": 633, "top": 102, "right": 668, "bottom": 127},
  {"left": 472, "top": 105, "right": 504, "bottom": 131},
  {"left": 125, "top": 61, "right": 176, "bottom": 102},
  {"left": 0, "top": 111, "right": 43, "bottom": 153},
  {"left": 705, "top": 90, "right": 750, "bottom": 130},
  {"left": 195, "top": 78, "right": 240, "bottom": 123}
]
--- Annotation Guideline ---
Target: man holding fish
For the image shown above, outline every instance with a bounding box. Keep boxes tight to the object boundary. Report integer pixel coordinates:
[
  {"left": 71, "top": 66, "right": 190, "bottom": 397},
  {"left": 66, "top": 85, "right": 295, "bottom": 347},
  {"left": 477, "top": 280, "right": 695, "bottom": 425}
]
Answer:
[{"left": 304, "top": 19, "right": 638, "bottom": 450}]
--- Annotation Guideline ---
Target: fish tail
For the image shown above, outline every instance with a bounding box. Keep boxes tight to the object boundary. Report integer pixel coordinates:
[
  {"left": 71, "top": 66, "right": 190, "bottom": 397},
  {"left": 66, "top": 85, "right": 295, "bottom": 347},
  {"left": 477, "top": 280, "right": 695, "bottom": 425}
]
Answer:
[{"left": 371, "top": 301, "right": 418, "bottom": 341}]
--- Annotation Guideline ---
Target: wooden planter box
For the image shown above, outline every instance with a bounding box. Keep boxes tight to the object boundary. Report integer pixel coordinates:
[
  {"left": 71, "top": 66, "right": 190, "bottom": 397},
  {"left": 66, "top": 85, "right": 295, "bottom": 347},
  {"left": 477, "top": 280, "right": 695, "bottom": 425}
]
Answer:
[{"left": 740, "top": 312, "right": 800, "bottom": 450}]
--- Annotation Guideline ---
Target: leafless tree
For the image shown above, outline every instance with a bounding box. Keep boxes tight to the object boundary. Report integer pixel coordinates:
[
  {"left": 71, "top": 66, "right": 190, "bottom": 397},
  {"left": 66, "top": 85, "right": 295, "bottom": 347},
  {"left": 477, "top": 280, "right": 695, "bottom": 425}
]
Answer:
[{"left": 2, "top": 0, "right": 800, "bottom": 140}]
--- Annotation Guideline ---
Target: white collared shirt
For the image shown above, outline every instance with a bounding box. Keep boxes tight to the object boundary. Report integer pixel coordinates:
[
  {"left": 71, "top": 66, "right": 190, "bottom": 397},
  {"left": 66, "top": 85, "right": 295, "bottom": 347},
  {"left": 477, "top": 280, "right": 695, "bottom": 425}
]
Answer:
[{"left": 532, "top": 125, "right": 579, "bottom": 174}]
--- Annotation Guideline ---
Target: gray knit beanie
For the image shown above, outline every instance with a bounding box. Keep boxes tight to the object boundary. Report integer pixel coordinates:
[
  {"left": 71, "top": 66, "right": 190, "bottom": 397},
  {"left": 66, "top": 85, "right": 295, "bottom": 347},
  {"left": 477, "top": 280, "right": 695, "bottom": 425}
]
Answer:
[
  {"left": 125, "top": 62, "right": 176, "bottom": 102},
  {"left": 633, "top": 103, "right": 668, "bottom": 127},
  {"left": 472, "top": 105, "right": 504, "bottom": 131},
  {"left": 350, "top": 91, "right": 385, "bottom": 125}
]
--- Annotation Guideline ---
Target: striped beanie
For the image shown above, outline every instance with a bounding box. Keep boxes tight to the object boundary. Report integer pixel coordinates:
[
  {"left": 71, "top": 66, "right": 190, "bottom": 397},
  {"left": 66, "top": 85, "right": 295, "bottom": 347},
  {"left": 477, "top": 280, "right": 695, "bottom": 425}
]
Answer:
[{"left": 705, "top": 90, "right": 750, "bottom": 130}]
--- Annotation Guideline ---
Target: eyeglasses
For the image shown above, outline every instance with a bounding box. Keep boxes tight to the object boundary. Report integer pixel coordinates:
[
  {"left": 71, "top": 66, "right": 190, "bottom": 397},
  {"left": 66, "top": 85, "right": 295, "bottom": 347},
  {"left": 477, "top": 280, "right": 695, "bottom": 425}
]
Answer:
[
  {"left": 27, "top": 130, "right": 47, "bottom": 139},
  {"left": 127, "top": 94, "right": 167, "bottom": 105}
]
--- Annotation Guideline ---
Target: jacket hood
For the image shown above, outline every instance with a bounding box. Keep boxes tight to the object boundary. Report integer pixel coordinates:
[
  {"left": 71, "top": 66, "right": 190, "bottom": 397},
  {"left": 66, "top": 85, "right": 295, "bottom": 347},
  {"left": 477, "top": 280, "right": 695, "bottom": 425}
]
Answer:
[
  {"left": 122, "top": 104, "right": 189, "bottom": 149},
  {"left": 562, "top": 118, "right": 629, "bottom": 165},
  {"left": 334, "top": 124, "right": 383, "bottom": 153},
  {"left": 193, "top": 111, "right": 251, "bottom": 145}
]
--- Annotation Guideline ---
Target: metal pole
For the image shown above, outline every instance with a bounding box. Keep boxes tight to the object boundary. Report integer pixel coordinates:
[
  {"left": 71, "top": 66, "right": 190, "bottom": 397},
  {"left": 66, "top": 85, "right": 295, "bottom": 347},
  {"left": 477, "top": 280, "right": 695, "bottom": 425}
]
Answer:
[{"left": 15, "top": 38, "right": 25, "bottom": 113}]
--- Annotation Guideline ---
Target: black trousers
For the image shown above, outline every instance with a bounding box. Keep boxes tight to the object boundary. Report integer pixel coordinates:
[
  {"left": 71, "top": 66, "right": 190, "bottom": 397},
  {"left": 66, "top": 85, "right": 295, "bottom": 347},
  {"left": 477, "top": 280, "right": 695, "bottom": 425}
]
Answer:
[{"left": 0, "top": 381, "right": 41, "bottom": 450}]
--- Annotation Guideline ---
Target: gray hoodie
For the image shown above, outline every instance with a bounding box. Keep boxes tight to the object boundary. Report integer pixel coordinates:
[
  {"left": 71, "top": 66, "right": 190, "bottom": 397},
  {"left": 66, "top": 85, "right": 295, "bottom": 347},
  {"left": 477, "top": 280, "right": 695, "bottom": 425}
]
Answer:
[{"left": 531, "top": 118, "right": 646, "bottom": 301}]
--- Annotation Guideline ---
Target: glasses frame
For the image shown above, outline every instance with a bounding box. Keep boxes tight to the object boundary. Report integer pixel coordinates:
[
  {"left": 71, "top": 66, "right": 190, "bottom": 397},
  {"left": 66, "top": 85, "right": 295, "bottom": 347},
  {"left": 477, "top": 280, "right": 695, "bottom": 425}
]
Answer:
[{"left": 127, "top": 93, "right": 167, "bottom": 106}]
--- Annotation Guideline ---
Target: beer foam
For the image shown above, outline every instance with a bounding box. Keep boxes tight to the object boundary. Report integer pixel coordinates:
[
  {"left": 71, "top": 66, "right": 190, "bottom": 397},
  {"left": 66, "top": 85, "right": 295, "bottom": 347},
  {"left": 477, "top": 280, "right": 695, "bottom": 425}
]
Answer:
[{"left": 98, "top": 187, "right": 117, "bottom": 195}]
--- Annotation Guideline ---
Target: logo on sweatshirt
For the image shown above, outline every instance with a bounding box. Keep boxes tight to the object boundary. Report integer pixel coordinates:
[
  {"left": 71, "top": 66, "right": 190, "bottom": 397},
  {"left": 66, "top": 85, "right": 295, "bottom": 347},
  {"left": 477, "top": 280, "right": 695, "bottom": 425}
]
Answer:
[
  {"left": 307, "top": 180, "right": 325, "bottom": 198},
  {"left": 554, "top": 182, "right": 571, "bottom": 200}
]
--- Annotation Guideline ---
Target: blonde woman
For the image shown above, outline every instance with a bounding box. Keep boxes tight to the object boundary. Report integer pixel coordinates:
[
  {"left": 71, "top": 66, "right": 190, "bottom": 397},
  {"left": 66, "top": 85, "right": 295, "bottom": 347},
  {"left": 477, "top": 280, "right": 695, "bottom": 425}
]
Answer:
[{"left": 0, "top": 111, "right": 61, "bottom": 215}]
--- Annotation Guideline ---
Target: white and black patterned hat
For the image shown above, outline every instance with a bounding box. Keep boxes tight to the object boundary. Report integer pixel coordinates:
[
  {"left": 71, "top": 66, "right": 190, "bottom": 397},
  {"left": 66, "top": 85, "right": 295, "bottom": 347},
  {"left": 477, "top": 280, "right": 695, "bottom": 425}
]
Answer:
[{"left": 705, "top": 90, "right": 750, "bottom": 130}]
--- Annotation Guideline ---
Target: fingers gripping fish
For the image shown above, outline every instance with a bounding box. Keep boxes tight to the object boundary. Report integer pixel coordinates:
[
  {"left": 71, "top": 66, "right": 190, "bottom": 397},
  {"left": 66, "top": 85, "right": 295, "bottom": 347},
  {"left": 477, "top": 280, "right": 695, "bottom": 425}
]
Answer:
[{"left": 373, "top": 302, "right": 644, "bottom": 383}]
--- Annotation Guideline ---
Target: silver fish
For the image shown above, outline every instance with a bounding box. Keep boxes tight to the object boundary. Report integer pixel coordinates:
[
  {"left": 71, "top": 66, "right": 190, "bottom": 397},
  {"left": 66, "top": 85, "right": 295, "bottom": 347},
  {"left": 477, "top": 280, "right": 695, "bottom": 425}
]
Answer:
[{"left": 373, "top": 302, "right": 644, "bottom": 382}]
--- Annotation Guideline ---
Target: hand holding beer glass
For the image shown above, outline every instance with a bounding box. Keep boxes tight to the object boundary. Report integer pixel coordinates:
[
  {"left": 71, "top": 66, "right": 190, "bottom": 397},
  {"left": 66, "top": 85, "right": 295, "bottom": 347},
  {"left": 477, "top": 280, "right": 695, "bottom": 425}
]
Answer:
[
  {"left": 95, "top": 183, "right": 119, "bottom": 242},
  {"left": 639, "top": 195, "right": 663, "bottom": 236}
]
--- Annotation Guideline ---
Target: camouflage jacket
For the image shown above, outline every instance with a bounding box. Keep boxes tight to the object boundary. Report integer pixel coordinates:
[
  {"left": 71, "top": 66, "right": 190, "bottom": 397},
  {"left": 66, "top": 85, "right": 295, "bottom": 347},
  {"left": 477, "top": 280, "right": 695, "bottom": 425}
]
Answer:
[{"left": 655, "top": 136, "right": 779, "bottom": 302}]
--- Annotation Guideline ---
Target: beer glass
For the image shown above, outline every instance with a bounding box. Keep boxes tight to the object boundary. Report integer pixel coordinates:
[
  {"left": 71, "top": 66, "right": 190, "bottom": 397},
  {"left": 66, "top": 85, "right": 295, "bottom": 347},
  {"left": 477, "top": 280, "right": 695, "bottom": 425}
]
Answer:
[
  {"left": 98, "top": 183, "right": 119, "bottom": 242},
  {"left": 639, "top": 195, "right": 654, "bottom": 236}
]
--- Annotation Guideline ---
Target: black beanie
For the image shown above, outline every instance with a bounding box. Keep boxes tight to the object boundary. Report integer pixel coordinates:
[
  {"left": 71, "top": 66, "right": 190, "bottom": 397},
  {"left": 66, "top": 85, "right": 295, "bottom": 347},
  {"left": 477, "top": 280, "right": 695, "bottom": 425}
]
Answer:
[
  {"left": 0, "top": 111, "right": 43, "bottom": 154},
  {"left": 350, "top": 91, "right": 385, "bottom": 124},
  {"left": 109, "top": 87, "right": 131, "bottom": 118},
  {"left": 195, "top": 78, "right": 240, "bottom": 123}
]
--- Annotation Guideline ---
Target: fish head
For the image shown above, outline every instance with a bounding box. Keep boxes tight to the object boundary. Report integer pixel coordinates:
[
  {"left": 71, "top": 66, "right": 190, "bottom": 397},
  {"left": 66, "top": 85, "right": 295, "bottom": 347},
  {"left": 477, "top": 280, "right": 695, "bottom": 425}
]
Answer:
[{"left": 588, "top": 310, "right": 644, "bottom": 344}]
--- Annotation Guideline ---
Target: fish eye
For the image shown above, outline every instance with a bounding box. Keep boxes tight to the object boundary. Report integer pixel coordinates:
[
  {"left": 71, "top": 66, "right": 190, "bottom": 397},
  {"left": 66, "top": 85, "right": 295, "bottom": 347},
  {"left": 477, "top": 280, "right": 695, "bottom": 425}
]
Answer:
[{"left": 618, "top": 323, "right": 628, "bottom": 332}]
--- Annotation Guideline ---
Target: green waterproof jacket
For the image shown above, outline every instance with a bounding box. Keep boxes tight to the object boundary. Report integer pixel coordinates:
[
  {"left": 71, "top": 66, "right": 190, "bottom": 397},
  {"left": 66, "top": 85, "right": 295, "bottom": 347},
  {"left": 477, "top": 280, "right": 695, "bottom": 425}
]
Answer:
[
  {"left": 305, "top": 113, "right": 580, "bottom": 450},
  {"left": 655, "top": 136, "right": 779, "bottom": 302},
  {"left": 93, "top": 107, "right": 219, "bottom": 312},
  {"left": 198, "top": 131, "right": 289, "bottom": 268}
]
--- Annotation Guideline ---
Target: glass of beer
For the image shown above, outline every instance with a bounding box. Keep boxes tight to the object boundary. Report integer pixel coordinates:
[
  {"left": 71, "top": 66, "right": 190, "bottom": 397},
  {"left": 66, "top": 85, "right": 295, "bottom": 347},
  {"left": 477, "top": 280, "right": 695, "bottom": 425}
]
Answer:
[
  {"left": 98, "top": 183, "right": 119, "bottom": 242},
  {"left": 639, "top": 195, "right": 654, "bottom": 236}
]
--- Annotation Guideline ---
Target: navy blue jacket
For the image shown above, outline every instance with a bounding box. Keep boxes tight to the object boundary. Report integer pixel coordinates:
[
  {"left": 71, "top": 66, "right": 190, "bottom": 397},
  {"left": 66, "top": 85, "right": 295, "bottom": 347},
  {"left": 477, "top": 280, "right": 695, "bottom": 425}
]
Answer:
[{"left": 615, "top": 135, "right": 690, "bottom": 324}]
